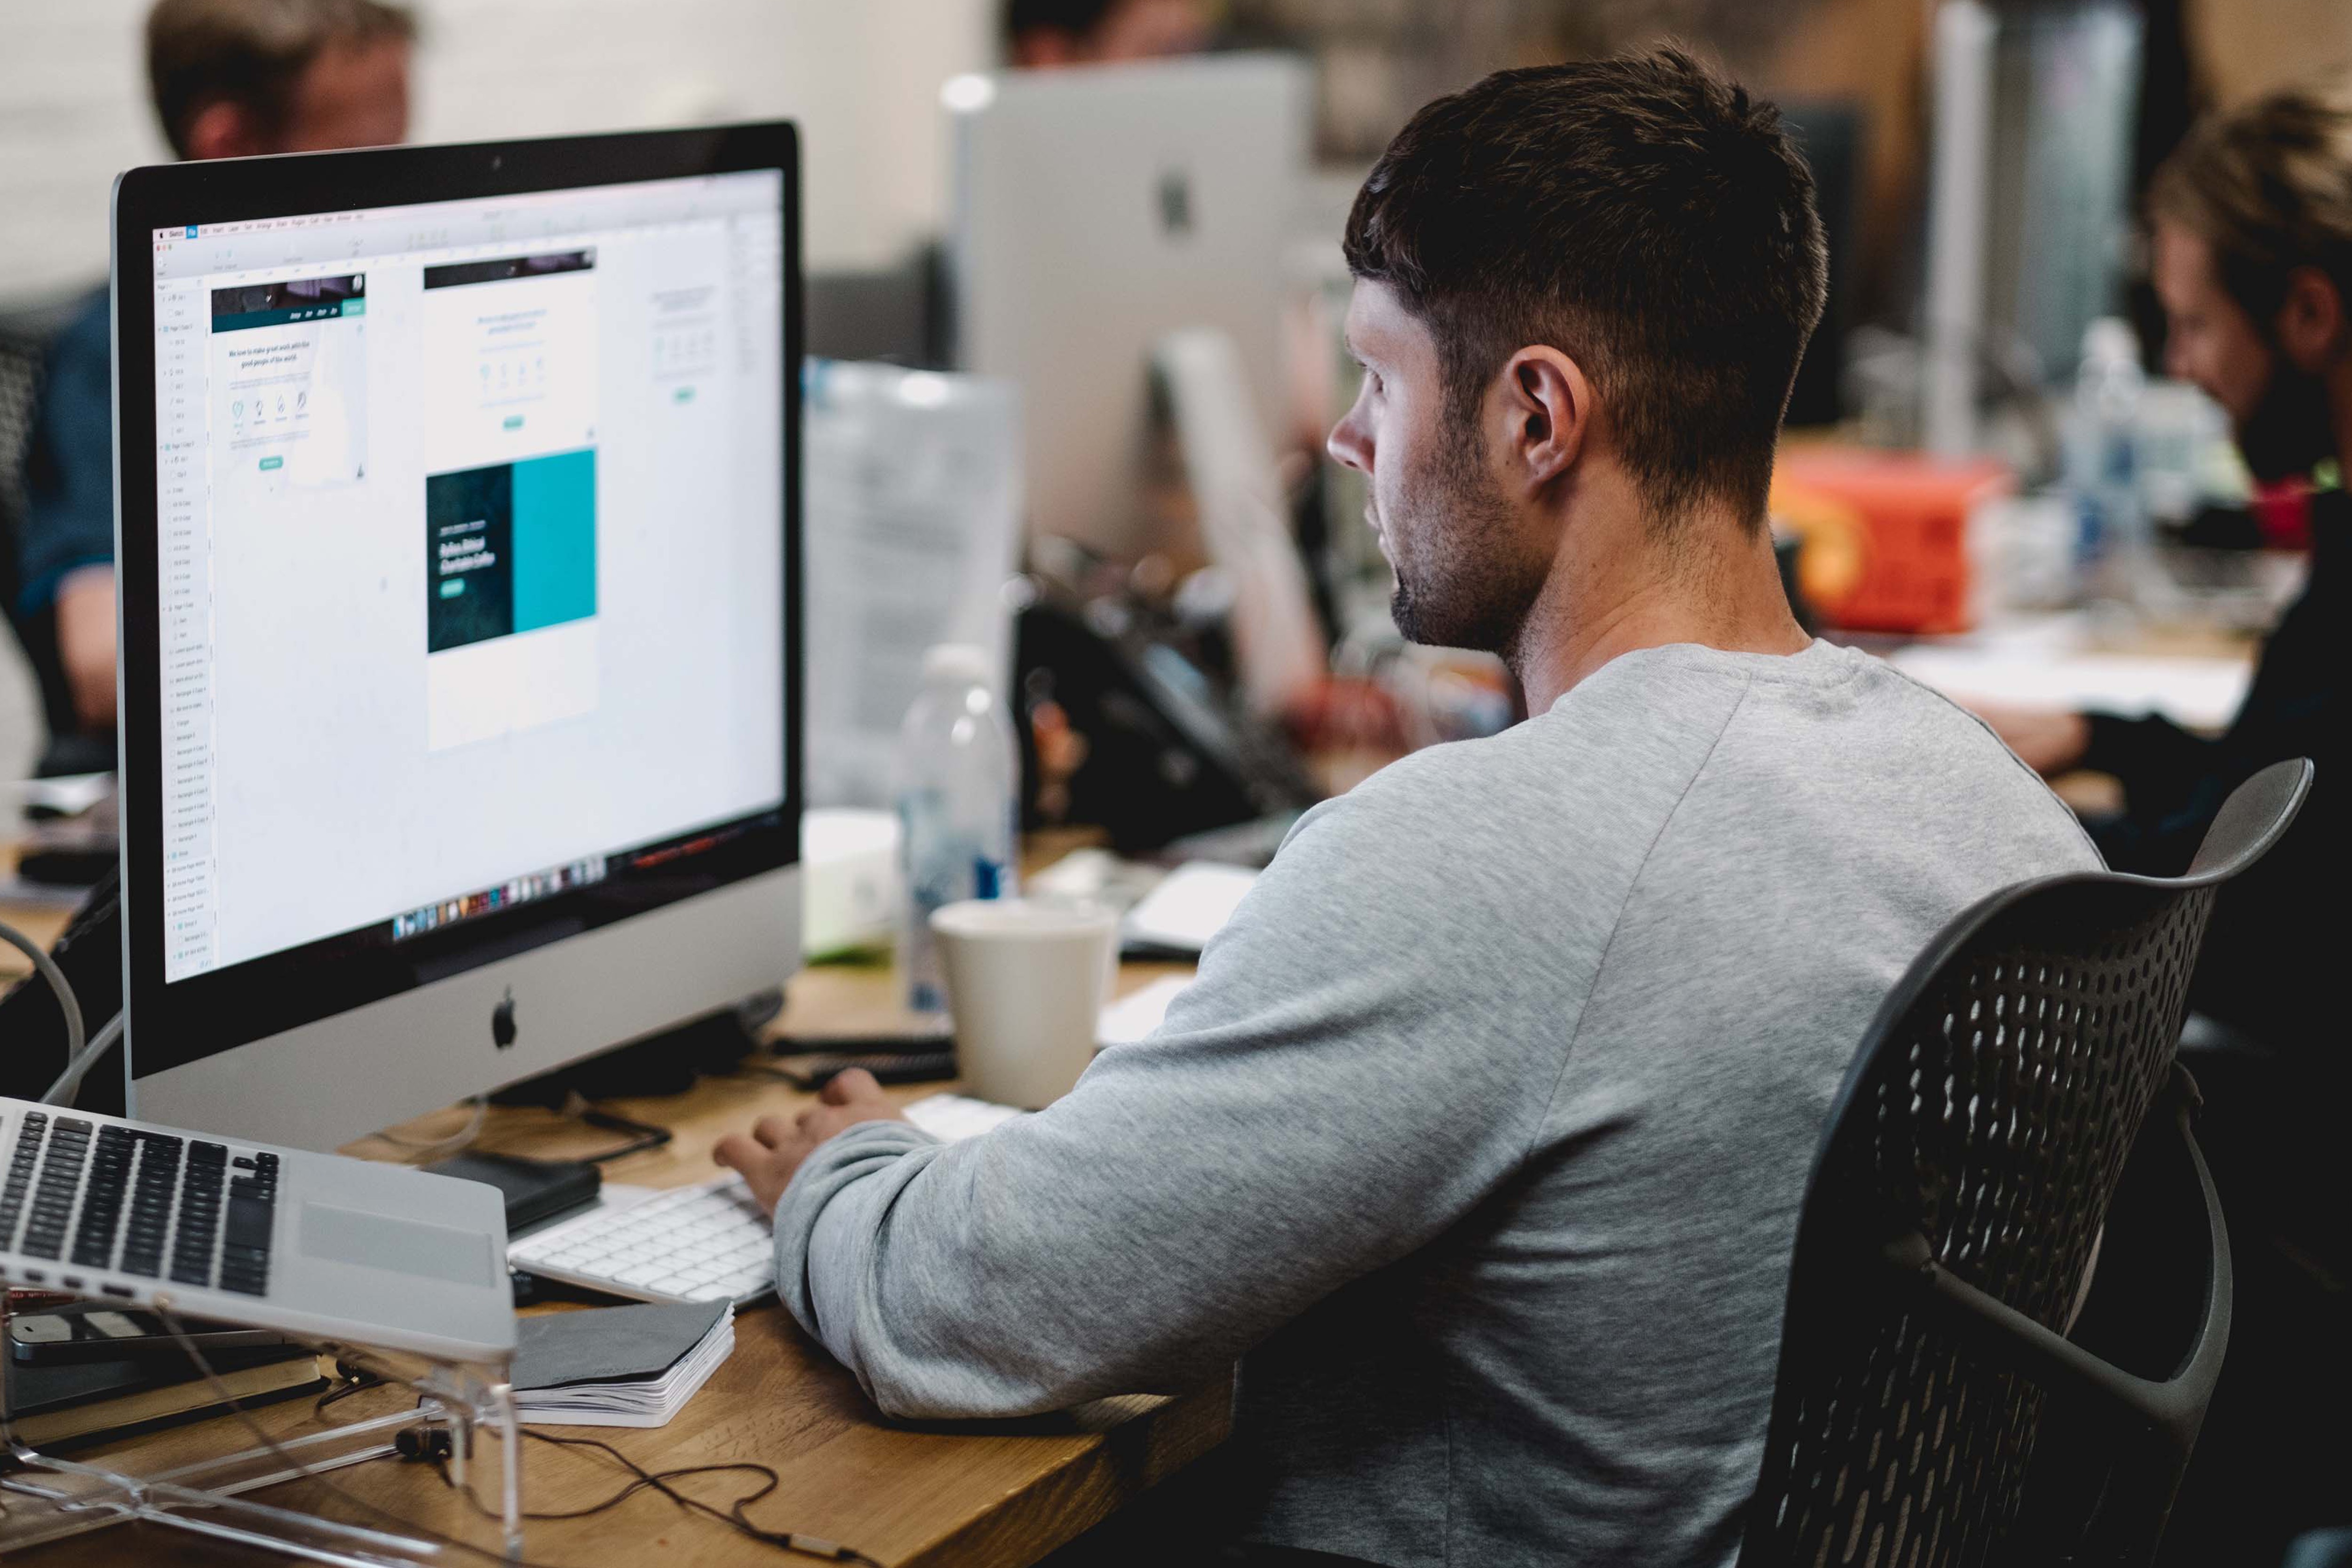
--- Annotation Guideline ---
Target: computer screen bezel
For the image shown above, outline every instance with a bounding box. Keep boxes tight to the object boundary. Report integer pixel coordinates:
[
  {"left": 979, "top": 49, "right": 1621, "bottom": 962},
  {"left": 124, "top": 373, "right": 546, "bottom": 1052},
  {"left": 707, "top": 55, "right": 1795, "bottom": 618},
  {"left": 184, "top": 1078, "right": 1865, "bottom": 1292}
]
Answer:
[{"left": 111, "top": 124, "right": 803, "bottom": 1082}]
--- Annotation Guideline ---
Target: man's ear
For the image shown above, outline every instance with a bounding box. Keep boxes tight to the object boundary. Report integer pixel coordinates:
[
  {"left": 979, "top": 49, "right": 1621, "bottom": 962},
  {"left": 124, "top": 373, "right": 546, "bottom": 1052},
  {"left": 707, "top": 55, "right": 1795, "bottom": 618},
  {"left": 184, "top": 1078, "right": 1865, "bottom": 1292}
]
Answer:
[
  {"left": 1497, "top": 345, "right": 1593, "bottom": 493},
  {"left": 182, "top": 98, "right": 268, "bottom": 161},
  {"left": 2275, "top": 264, "right": 2347, "bottom": 372}
]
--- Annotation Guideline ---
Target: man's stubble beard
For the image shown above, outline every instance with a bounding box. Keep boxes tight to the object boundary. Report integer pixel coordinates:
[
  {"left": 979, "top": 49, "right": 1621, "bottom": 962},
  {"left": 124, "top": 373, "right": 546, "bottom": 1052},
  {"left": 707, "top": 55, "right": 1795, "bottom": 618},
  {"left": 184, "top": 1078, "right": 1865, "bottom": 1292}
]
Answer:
[
  {"left": 2234, "top": 347, "right": 2340, "bottom": 484},
  {"left": 1387, "top": 411, "right": 1550, "bottom": 667}
]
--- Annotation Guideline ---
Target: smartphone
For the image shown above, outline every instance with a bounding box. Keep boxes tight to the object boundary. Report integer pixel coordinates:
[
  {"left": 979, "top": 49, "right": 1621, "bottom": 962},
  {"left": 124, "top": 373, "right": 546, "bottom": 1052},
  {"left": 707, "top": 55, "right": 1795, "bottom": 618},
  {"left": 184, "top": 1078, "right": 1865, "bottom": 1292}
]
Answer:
[{"left": 9, "top": 1302, "right": 285, "bottom": 1365}]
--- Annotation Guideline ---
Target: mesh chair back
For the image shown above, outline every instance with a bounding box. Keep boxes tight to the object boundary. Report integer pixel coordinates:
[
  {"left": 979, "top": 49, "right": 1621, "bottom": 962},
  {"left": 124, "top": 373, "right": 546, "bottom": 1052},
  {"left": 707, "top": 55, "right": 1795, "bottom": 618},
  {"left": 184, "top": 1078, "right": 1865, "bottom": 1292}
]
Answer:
[{"left": 1741, "top": 759, "right": 2311, "bottom": 1568}]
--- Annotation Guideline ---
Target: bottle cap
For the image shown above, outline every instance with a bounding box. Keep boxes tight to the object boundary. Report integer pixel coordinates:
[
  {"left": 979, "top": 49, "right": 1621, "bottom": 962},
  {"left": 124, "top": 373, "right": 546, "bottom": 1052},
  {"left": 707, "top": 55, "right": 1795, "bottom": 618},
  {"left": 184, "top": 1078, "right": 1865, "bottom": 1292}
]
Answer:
[
  {"left": 2080, "top": 317, "right": 2140, "bottom": 369},
  {"left": 922, "top": 643, "right": 994, "bottom": 691}
]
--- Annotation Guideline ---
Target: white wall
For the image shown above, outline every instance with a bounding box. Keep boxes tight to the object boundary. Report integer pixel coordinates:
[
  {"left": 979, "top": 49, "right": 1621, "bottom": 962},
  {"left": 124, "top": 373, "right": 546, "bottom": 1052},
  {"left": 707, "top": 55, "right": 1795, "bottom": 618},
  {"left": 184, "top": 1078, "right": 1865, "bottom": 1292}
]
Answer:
[{"left": 0, "top": 0, "right": 997, "bottom": 302}]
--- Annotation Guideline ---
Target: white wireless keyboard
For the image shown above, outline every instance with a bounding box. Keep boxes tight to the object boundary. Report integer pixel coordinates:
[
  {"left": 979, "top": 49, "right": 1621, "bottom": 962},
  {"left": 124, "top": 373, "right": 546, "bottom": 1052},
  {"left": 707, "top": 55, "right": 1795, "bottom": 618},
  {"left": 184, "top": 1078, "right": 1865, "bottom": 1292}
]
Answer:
[
  {"left": 506, "top": 1094, "right": 1027, "bottom": 1306},
  {"left": 509, "top": 1173, "right": 775, "bottom": 1305}
]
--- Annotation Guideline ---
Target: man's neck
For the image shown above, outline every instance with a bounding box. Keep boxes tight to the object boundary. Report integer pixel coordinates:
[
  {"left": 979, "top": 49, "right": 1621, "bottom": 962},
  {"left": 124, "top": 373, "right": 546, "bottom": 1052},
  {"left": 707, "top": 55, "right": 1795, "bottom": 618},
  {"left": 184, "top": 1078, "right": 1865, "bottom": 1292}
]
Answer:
[{"left": 1509, "top": 506, "right": 1812, "bottom": 713}]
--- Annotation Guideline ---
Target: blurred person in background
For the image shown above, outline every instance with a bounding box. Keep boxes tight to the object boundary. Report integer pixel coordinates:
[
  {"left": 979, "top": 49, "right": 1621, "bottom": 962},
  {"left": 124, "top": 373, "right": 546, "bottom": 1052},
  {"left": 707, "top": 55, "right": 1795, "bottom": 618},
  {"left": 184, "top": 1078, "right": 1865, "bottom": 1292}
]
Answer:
[
  {"left": 21, "top": 0, "right": 415, "bottom": 747},
  {"left": 1984, "top": 80, "right": 2352, "bottom": 1567},
  {"left": 1980, "top": 82, "right": 2348, "bottom": 1072},
  {"left": 1003, "top": 0, "right": 1210, "bottom": 69}
]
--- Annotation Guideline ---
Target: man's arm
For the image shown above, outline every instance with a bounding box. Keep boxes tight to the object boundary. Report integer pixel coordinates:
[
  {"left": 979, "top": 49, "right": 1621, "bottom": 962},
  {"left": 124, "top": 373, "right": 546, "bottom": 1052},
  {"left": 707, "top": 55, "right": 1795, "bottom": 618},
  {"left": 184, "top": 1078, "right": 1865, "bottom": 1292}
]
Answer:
[
  {"left": 53, "top": 567, "right": 116, "bottom": 731},
  {"left": 751, "top": 774, "right": 1583, "bottom": 1420}
]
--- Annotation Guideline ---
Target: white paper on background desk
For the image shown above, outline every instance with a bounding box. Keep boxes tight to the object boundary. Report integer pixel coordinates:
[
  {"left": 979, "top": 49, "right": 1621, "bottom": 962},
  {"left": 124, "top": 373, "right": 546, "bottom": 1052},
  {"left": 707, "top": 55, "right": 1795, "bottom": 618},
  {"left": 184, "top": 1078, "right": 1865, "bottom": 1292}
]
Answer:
[
  {"left": 1097, "top": 974, "right": 1192, "bottom": 1047},
  {"left": 1885, "top": 635, "right": 2252, "bottom": 732},
  {"left": 1122, "top": 863, "right": 1259, "bottom": 953}
]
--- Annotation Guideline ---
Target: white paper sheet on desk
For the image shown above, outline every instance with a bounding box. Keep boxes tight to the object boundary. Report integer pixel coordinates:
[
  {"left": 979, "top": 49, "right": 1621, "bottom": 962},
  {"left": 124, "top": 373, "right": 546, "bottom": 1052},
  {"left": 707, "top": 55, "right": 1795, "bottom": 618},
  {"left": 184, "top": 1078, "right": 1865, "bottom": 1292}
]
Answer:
[
  {"left": 1122, "top": 863, "right": 1259, "bottom": 953},
  {"left": 1885, "top": 645, "right": 2251, "bottom": 732},
  {"left": 1097, "top": 975, "right": 1192, "bottom": 1047}
]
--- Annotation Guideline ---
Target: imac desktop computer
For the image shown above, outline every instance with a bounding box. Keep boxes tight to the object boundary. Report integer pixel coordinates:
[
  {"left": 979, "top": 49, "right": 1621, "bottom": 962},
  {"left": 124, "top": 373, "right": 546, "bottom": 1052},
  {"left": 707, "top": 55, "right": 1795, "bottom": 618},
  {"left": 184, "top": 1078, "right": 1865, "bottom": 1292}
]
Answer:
[
  {"left": 111, "top": 126, "right": 803, "bottom": 1150},
  {"left": 947, "top": 55, "right": 1327, "bottom": 727},
  {"left": 946, "top": 52, "right": 1311, "bottom": 563}
]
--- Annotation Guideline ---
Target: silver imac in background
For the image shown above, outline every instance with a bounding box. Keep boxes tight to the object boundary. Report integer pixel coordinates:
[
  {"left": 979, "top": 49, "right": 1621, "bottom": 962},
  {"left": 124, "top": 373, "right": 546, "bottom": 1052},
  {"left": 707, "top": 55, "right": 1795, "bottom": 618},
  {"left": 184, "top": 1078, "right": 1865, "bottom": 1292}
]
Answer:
[
  {"left": 111, "top": 126, "right": 803, "bottom": 1150},
  {"left": 946, "top": 52, "right": 1311, "bottom": 562}
]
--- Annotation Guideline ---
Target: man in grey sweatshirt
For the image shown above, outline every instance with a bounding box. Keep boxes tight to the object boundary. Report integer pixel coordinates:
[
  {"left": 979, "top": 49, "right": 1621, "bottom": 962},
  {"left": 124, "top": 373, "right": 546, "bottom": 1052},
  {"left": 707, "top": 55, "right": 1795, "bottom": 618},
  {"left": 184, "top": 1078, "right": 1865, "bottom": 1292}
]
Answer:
[{"left": 717, "top": 49, "right": 2099, "bottom": 1568}]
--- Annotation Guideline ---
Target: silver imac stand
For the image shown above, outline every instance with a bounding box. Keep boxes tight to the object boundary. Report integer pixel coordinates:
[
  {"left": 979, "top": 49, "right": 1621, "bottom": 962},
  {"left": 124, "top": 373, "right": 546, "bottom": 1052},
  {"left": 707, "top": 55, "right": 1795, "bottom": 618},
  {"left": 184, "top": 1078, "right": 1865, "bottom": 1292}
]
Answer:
[
  {"left": 0, "top": 1293, "right": 523, "bottom": 1564},
  {"left": 1151, "top": 325, "right": 1327, "bottom": 719}
]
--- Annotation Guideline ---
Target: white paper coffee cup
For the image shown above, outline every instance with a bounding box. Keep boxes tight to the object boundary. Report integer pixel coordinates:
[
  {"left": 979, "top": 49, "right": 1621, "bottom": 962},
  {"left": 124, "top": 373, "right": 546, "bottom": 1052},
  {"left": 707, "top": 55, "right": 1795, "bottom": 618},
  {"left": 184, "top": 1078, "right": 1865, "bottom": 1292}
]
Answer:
[{"left": 930, "top": 899, "right": 1120, "bottom": 1109}]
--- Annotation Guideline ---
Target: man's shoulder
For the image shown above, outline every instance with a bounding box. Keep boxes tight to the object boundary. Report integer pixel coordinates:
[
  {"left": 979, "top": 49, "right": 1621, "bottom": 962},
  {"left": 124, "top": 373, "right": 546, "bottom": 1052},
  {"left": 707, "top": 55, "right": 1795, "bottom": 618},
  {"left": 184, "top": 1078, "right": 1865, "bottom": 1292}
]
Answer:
[
  {"left": 1271, "top": 684, "right": 1748, "bottom": 911},
  {"left": 46, "top": 287, "right": 110, "bottom": 371},
  {"left": 1321, "top": 692, "right": 1725, "bottom": 829},
  {"left": 1691, "top": 647, "right": 2103, "bottom": 874}
]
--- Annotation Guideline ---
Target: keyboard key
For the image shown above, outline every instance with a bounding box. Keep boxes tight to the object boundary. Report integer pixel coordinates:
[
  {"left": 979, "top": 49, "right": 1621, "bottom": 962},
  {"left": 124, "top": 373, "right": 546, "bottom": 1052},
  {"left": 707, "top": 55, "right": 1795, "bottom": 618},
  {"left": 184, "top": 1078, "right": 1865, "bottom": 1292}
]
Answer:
[{"left": 224, "top": 1196, "right": 273, "bottom": 1252}]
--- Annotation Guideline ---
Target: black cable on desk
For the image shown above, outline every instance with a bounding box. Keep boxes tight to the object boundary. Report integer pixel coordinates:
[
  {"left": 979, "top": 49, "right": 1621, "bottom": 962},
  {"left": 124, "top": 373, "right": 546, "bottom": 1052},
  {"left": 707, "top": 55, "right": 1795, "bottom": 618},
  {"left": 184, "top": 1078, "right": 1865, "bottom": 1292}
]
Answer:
[
  {"left": 564, "top": 1098, "right": 675, "bottom": 1164},
  {"left": 156, "top": 1277, "right": 881, "bottom": 1565}
]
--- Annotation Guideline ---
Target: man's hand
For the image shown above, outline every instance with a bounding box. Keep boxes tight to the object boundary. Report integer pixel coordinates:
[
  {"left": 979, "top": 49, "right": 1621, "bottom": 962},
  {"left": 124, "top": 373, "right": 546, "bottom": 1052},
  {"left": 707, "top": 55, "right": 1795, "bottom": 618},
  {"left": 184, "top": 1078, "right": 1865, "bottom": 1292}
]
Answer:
[
  {"left": 1968, "top": 701, "right": 2091, "bottom": 777},
  {"left": 714, "top": 1069, "right": 909, "bottom": 1216}
]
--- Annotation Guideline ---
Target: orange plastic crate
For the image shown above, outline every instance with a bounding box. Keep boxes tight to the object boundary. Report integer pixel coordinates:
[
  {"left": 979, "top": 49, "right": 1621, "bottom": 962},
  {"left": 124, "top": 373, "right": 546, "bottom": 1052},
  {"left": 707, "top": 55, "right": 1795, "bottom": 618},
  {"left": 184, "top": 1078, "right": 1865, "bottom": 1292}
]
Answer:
[{"left": 1770, "top": 447, "right": 2010, "bottom": 635}]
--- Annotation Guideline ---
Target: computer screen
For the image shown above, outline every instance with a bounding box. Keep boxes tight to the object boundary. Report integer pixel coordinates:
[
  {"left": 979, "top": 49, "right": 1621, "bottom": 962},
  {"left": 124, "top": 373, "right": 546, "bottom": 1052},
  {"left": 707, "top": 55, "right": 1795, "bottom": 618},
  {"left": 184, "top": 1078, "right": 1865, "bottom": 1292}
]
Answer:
[
  {"left": 114, "top": 134, "right": 801, "bottom": 1143},
  {"left": 147, "top": 172, "right": 784, "bottom": 984}
]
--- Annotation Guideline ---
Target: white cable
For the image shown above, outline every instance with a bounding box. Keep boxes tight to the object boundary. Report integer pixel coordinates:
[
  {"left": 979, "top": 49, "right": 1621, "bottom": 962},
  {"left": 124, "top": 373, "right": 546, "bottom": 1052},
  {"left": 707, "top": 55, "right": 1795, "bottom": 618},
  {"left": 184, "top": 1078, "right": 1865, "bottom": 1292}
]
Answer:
[
  {"left": 0, "top": 914, "right": 84, "bottom": 1094},
  {"left": 40, "top": 1010, "right": 121, "bottom": 1106}
]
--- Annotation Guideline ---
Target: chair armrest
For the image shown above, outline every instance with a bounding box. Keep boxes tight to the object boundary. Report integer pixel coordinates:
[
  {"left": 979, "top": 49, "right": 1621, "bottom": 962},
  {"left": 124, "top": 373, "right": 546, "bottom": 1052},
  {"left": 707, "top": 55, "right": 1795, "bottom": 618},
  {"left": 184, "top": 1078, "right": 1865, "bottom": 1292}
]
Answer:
[{"left": 1875, "top": 1066, "right": 2230, "bottom": 1460}]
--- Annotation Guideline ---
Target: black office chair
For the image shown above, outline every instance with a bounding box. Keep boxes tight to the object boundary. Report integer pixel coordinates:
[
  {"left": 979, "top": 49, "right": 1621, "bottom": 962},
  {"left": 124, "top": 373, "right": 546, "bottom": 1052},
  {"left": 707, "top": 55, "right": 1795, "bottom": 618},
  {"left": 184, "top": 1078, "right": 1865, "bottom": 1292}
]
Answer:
[{"left": 1740, "top": 757, "right": 2313, "bottom": 1568}]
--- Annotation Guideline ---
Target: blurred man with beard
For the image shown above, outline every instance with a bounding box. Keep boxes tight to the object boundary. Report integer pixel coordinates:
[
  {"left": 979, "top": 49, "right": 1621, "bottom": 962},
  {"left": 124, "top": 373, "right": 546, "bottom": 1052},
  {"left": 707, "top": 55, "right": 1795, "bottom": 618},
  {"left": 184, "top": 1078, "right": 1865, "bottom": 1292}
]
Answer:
[
  {"left": 1979, "top": 81, "right": 2352, "bottom": 1566},
  {"left": 1980, "top": 84, "right": 2348, "bottom": 1074}
]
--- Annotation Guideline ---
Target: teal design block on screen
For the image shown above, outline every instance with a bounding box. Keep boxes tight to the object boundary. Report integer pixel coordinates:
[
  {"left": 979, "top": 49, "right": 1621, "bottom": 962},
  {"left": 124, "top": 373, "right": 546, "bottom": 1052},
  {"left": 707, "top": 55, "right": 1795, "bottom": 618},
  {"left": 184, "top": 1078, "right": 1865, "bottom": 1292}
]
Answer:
[{"left": 511, "top": 447, "right": 597, "bottom": 634}]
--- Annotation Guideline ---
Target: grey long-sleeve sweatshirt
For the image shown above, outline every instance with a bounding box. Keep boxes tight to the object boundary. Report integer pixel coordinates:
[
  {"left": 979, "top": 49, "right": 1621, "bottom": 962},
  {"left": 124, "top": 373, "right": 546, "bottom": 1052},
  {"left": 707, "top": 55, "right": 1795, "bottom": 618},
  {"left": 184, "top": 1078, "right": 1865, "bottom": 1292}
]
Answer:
[{"left": 772, "top": 638, "right": 2101, "bottom": 1568}]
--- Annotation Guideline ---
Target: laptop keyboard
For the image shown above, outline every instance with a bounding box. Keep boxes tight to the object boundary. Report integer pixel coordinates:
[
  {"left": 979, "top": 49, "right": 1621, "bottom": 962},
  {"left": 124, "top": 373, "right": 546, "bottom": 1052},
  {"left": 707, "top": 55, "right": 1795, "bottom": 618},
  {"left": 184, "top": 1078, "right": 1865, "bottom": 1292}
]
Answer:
[{"left": 0, "top": 1112, "right": 275, "bottom": 1297}]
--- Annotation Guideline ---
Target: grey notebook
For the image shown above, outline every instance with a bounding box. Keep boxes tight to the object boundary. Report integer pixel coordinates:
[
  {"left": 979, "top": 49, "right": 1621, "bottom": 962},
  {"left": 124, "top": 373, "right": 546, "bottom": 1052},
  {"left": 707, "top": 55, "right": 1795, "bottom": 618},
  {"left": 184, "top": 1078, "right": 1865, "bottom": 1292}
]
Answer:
[{"left": 513, "top": 1298, "right": 728, "bottom": 1388}]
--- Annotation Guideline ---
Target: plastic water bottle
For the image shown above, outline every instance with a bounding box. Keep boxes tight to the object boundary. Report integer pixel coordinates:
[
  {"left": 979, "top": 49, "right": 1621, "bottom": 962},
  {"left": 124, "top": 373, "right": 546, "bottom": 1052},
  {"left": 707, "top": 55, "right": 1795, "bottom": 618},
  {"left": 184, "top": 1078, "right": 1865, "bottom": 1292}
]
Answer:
[
  {"left": 894, "top": 644, "right": 1020, "bottom": 1018},
  {"left": 2067, "top": 317, "right": 2148, "bottom": 601}
]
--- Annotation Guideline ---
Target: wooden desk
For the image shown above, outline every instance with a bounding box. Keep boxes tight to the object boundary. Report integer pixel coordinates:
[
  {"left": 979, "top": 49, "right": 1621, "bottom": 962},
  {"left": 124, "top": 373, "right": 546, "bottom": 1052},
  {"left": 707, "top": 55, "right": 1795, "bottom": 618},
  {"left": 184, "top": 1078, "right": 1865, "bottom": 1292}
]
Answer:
[{"left": 4, "top": 941, "right": 1223, "bottom": 1568}]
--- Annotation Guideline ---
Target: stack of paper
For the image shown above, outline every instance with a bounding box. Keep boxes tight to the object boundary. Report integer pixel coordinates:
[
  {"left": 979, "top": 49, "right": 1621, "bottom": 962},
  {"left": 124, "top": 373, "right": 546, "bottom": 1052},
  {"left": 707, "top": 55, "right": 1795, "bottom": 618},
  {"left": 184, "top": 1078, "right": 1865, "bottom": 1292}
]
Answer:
[{"left": 510, "top": 1299, "right": 733, "bottom": 1428}]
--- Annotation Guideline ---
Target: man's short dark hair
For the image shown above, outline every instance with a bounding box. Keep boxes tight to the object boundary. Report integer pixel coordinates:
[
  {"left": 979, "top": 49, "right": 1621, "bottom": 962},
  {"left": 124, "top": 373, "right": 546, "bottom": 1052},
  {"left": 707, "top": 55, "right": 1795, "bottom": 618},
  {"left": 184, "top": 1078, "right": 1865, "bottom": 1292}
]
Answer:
[
  {"left": 1003, "top": 0, "right": 1123, "bottom": 46},
  {"left": 1344, "top": 48, "right": 1828, "bottom": 529},
  {"left": 147, "top": 0, "right": 417, "bottom": 160}
]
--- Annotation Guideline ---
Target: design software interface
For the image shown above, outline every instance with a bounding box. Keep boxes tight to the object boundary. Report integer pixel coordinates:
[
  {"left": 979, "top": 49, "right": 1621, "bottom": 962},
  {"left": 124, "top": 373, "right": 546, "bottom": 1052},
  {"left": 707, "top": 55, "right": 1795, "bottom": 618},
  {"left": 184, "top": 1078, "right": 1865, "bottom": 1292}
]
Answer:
[{"left": 148, "top": 172, "right": 787, "bottom": 984}]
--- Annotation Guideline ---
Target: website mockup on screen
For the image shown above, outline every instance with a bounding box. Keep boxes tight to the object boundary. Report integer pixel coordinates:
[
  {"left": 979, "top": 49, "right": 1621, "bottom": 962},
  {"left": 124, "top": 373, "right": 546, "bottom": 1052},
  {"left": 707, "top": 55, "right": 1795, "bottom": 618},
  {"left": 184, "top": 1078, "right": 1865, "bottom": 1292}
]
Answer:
[{"left": 148, "top": 172, "right": 787, "bottom": 985}]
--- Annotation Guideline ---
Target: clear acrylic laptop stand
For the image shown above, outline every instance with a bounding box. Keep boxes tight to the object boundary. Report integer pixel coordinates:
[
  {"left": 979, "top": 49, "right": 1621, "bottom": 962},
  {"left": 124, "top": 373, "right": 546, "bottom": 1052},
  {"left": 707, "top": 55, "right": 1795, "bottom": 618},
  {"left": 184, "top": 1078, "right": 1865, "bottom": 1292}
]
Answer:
[{"left": 0, "top": 1293, "right": 524, "bottom": 1565}]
